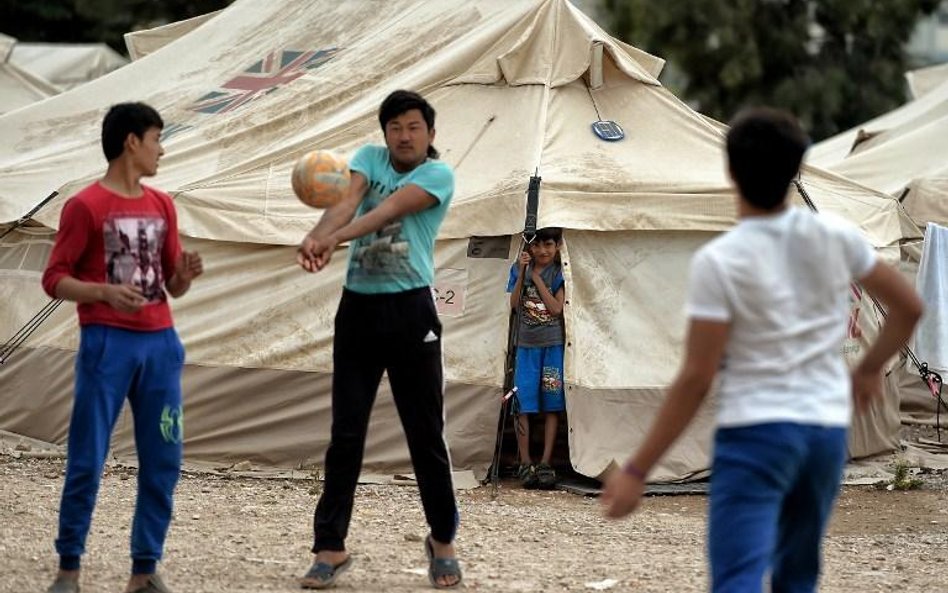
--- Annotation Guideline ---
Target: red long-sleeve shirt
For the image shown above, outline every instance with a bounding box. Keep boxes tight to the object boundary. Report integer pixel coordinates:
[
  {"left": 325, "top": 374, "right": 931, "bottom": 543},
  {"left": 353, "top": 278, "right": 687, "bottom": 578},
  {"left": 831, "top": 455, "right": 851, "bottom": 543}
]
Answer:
[{"left": 42, "top": 181, "right": 182, "bottom": 331}]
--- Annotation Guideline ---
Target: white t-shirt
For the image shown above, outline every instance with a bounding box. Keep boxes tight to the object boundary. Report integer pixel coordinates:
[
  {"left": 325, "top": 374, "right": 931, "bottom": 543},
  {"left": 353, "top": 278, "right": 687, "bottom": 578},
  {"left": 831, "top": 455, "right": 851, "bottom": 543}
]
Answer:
[{"left": 686, "top": 207, "right": 878, "bottom": 428}]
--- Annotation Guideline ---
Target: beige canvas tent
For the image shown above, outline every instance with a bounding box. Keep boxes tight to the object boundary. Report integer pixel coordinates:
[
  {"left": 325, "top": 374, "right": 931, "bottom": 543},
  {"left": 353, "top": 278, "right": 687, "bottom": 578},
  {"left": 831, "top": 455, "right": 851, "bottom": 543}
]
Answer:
[
  {"left": 0, "top": 34, "right": 58, "bottom": 115},
  {"left": 907, "top": 62, "right": 948, "bottom": 100},
  {"left": 808, "top": 77, "right": 948, "bottom": 230},
  {"left": 124, "top": 12, "right": 223, "bottom": 61},
  {"left": 809, "top": 76, "right": 948, "bottom": 425},
  {"left": 807, "top": 77, "right": 948, "bottom": 172},
  {"left": 0, "top": 0, "right": 919, "bottom": 481},
  {"left": 9, "top": 41, "right": 127, "bottom": 91}
]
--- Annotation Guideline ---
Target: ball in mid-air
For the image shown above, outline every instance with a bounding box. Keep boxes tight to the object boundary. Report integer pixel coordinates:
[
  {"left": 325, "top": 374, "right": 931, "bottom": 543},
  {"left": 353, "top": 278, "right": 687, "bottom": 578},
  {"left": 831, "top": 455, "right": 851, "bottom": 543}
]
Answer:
[{"left": 291, "top": 150, "right": 350, "bottom": 209}]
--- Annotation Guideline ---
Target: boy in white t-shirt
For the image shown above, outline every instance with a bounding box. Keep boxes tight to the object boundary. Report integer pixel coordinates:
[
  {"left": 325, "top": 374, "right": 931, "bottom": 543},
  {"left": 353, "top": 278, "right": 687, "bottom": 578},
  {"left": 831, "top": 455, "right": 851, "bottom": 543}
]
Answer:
[{"left": 601, "top": 107, "right": 923, "bottom": 593}]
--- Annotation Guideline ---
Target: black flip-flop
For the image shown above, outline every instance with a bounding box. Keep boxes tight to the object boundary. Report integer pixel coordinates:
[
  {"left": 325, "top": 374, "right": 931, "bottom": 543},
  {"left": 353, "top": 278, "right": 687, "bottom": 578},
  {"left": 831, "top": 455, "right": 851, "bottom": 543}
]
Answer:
[
  {"left": 300, "top": 556, "right": 353, "bottom": 590},
  {"left": 424, "top": 536, "right": 462, "bottom": 589}
]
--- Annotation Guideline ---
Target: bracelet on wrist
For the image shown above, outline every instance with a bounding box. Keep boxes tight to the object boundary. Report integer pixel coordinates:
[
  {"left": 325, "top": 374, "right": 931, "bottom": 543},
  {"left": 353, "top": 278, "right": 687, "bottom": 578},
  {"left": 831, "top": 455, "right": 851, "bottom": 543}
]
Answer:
[{"left": 622, "top": 461, "right": 647, "bottom": 481}]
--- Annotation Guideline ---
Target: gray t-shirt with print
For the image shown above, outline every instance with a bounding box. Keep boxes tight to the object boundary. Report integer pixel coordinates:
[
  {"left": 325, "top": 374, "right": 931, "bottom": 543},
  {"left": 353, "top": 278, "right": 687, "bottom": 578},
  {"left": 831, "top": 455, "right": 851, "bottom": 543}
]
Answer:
[{"left": 506, "top": 262, "right": 565, "bottom": 348}]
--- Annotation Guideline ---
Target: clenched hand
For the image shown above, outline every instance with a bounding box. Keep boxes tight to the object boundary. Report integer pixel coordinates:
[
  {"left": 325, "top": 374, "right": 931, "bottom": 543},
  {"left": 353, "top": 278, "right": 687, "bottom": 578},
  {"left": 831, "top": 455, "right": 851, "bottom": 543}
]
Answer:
[{"left": 104, "top": 284, "right": 147, "bottom": 313}]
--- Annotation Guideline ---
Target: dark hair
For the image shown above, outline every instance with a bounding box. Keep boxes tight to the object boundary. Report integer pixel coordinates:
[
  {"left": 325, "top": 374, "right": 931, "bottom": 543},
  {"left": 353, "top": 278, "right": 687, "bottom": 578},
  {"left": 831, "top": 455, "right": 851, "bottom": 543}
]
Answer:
[
  {"left": 533, "top": 227, "right": 563, "bottom": 244},
  {"left": 726, "top": 107, "right": 809, "bottom": 210},
  {"left": 101, "top": 102, "right": 164, "bottom": 162},
  {"left": 378, "top": 90, "right": 439, "bottom": 159}
]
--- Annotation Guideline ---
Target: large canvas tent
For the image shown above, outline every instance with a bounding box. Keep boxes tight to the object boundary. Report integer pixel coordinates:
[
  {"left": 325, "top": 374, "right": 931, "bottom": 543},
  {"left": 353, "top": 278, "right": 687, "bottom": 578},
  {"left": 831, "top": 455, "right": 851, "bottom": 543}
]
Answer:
[
  {"left": 809, "top": 76, "right": 948, "bottom": 425},
  {"left": 9, "top": 41, "right": 127, "bottom": 91},
  {"left": 808, "top": 78, "right": 948, "bottom": 230},
  {"left": 0, "top": 0, "right": 919, "bottom": 481},
  {"left": 907, "top": 62, "right": 948, "bottom": 100},
  {"left": 0, "top": 34, "right": 58, "bottom": 115},
  {"left": 124, "top": 12, "right": 223, "bottom": 61}
]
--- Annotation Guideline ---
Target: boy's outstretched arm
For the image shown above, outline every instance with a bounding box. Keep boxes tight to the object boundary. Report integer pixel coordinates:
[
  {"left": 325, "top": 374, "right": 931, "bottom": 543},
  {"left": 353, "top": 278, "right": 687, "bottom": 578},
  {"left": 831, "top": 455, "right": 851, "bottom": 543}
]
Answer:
[
  {"left": 602, "top": 318, "right": 729, "bottom": 519},
  {"left": 297, "top": 172, "right": 368, "bottom": 272},
  {"left": 852, "top": 261, "right": 924, "bottom": 413}
]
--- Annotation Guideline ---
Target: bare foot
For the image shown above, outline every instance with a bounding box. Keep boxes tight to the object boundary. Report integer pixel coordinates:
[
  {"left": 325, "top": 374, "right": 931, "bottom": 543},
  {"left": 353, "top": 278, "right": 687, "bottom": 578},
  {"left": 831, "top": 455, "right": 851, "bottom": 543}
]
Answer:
[
  {"left": 55, "top": 570, "right": 80, "bottom": 580},
  {"left": 314, "top": 550, "right": 349, "bottom": 566},
  {"left": 123, "top": 573, "right": 170, "bottom": 593},
  {"left": 123, "top": 573, "right": 150, "bottom": 593}
]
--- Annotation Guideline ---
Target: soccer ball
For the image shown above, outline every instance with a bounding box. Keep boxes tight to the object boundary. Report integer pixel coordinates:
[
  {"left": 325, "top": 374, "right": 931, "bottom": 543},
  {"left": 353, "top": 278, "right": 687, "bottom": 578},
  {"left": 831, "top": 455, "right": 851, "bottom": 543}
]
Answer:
[{"left": 291, "top": 150, "right": 350, "bottom": 209}]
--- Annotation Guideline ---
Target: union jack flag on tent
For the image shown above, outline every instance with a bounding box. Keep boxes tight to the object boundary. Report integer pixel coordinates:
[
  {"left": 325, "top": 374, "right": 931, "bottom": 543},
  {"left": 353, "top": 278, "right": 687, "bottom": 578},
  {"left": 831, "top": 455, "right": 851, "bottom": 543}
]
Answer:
[{"left": 190, "top": 48, "right": 340, "bottom": 114}]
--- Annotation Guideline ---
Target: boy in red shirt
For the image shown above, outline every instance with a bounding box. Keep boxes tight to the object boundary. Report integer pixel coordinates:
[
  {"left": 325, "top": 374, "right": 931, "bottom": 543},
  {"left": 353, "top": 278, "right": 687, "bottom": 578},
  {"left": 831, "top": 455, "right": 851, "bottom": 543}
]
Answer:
[{"left": 42, "top": 103, "right": 203, "bottom": 593}]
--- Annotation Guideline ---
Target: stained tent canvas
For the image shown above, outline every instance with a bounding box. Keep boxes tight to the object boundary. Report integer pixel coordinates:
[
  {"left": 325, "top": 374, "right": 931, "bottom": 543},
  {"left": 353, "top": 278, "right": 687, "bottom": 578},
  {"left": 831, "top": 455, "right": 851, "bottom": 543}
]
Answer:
[{"left": 0, "top": 0, "right": 919, "bottom": 481}]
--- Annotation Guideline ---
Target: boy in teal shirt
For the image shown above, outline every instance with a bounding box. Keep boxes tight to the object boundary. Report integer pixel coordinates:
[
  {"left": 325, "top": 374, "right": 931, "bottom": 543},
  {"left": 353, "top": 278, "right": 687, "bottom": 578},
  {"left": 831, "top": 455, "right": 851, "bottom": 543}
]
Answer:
[
  {"left": 344, "top": 142, "right": 452, "bottom": 291},
  {"left": 297, "top": 90, "right": 461, "bottom": 590}
]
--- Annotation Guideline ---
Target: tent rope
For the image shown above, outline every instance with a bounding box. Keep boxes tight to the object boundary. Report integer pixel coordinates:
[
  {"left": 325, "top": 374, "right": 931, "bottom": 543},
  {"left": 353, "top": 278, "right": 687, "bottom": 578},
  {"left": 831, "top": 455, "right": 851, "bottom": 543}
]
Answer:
[
  {"left": 0, "top": 191, "right": 64, "bottom": 364},
  {"left": 0, "top": 298, "right": 63, "bottom": 365},
  {"left": 792, "top": 178, "right": 945, "bottom": 440},
  {"left": 0, "top": 190, "right": 59, "bottom": 242}
]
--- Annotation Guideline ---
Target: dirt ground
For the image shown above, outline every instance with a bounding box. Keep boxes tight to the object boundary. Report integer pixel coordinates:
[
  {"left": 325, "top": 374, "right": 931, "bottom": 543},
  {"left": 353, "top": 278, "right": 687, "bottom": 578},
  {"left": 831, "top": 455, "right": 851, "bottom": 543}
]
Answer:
[{"left": 3, "top": 444, "right": 947, "bottom": 593}]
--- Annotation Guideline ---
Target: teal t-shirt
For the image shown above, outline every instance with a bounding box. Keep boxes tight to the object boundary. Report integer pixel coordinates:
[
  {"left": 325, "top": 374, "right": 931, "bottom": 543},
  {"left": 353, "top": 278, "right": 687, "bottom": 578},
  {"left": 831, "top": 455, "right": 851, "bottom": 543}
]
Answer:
[{"left": 345, "top": 144, "right": 454, "bottom": 294}]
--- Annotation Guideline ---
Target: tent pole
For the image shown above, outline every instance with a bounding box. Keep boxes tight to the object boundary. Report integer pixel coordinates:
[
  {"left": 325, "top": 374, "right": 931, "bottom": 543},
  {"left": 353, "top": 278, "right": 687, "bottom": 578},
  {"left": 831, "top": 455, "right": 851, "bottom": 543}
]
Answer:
[
  {"left": 0, "top": 191, "right": 59, "bottom": 241},
  {"left": 488, "top": 172, "right": 541, "bottom": 496}
]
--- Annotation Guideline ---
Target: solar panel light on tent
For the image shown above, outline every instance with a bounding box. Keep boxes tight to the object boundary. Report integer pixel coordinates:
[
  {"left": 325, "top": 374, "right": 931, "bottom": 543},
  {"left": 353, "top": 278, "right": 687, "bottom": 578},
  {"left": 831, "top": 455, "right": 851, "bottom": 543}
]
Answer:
[
  {"left": 591, "top": 119, "right": 625, "bottom": 141},
  {"left": 586, "top": 42, "right": 625, "bottom": 142}
]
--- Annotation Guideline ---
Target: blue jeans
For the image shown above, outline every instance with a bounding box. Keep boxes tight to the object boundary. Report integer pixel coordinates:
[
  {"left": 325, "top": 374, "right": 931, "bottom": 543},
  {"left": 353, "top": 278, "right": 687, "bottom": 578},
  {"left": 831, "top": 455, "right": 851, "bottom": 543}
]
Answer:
[{"left": 709, "top": 423, "right": 848, "bottom": 593}]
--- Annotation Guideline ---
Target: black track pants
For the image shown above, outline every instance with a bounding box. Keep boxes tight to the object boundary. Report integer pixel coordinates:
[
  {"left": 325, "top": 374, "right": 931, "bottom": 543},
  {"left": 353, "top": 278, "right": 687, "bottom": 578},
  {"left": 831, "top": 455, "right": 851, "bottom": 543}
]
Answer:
[{"left": 312, "top": 287, "right": 459, "bottom": 552}]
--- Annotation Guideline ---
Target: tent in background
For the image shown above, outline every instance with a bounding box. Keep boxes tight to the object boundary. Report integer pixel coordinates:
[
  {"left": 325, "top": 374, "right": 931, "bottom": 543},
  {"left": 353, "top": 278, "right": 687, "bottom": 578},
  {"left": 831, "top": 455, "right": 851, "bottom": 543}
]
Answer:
[
  {"left": 9, "top": 41, "right": 127, "bottom": 90},
  {"left": 0, "top": 0, "right": 919, "bottom": 480},
  {"left": 906, "top": 62, "right": 948, "bottom": 100},
  {"left": 124, "top": 11, "right": 223, "bottom": 61},
  {"left": 809, "top": 75, "right": 948, "bottom": 426},
  {"left": 807, "top": 78, "right": 948, "bottom": 173},
  {"left": 0, "top": 34, "right": 58, "bottom": 115},
  {"left": 808, "top": 77, "right": 948, "bottom": 230}
]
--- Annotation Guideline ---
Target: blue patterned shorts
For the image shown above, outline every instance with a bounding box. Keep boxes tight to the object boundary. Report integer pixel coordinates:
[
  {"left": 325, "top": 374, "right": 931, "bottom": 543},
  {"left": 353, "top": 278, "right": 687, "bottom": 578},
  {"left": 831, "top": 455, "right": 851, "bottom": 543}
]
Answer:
[{"left": 513, "top": 344, "right": 565, "bottom": 413}]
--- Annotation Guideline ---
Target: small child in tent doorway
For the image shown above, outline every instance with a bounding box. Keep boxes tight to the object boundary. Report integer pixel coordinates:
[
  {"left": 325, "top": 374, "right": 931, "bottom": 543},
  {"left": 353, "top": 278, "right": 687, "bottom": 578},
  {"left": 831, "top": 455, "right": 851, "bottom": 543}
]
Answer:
[{"left": 505, "top": 227, "right": 567, "bottom": 489}]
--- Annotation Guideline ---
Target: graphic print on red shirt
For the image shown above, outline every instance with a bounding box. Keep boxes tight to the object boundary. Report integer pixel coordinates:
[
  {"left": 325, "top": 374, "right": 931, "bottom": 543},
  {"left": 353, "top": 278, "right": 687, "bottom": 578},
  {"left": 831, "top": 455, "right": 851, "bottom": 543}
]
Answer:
[
  {"left": 42, "top": 182, "right": 182, "bottom": 331},
  {"left": 104, "top": 215, "right": 168, "bottom": 303}
]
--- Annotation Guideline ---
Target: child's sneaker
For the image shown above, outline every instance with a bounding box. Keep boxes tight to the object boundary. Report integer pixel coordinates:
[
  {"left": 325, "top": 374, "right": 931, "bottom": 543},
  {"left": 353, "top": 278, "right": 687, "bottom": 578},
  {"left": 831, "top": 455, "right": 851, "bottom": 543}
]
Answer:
[
  {"left": 517, "top": 464, "right": 539, "bottom": 489},
  {"left": 535, "top": 463, "right": 557, "bottom": 490}
]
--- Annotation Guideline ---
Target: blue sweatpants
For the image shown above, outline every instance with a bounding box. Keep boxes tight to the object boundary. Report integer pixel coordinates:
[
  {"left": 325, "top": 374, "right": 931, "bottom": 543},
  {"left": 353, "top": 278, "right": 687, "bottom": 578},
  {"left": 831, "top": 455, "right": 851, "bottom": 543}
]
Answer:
[
  {"left": 56, "top": 324, "right": 185, "bottom": 575},
  {"left": 709, "top": 422, "right": 848, "bottom": 593}
]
